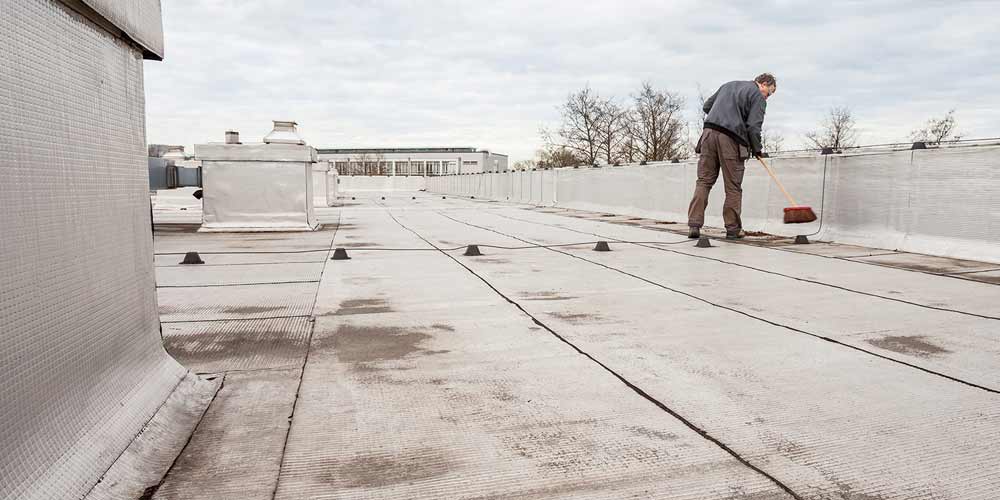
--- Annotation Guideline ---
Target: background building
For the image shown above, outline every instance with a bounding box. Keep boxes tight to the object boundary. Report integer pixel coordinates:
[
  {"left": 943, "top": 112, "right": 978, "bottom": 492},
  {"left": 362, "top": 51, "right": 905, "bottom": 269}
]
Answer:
[{"left": 318, "top": 147, "right": 508, "bottom": 175}]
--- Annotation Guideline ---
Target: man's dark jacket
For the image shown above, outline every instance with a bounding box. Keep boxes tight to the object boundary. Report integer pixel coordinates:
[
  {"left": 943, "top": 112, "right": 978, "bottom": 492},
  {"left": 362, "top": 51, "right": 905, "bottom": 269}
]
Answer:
[{"left": 702, "top": 80, "right": 766, "bottom": 155}]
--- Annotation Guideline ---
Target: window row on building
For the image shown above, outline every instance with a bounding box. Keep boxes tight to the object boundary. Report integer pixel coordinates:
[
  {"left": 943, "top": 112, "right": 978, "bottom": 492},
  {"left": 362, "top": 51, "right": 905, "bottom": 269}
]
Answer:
[{"left": 333, "top": 160, "right": 477, "bottom": 176}]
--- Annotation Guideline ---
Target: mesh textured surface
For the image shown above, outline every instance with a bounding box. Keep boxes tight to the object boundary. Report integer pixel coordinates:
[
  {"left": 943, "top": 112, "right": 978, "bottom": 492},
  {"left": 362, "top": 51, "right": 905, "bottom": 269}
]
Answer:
[
  {"left": 0, "top": 2, "right": 184, "bottom": 498},
  {"left": 162, "top": 317, "right": 312, "bottom": 373},
  {"left": 80, "top": 0, "right": 165, "bottom": 58}
]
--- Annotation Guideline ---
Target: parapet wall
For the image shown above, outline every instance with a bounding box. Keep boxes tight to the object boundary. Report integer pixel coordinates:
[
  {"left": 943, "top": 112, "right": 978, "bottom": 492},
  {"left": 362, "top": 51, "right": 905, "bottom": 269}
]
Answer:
[
  {"left": 338, "top": 175, "right": 428, "bottom": 192},
  {"left": 426, "top": 146, "right": 1000, "bottom": 264}
]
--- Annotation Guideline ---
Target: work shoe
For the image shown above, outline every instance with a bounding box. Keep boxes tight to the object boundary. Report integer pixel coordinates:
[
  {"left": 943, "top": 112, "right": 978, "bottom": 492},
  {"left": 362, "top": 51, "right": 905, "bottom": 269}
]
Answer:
[
  {"left": 725, "top": 229, "right": 745, "bottom": 240},
  {"left": 688, "top": 227, "right": 700, "bottom": 239}
]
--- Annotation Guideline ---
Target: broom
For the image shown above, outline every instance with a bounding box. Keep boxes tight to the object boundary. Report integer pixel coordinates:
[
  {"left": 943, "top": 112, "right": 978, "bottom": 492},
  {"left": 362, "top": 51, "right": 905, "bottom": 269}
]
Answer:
[{"left": 756, "top": 156, "right": 817, "bottom": 223}]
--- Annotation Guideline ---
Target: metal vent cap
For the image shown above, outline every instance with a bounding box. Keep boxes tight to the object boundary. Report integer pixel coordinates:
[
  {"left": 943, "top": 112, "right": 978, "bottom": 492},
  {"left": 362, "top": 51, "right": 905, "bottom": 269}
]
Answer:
[{"left": 263, "top": 120, "right": 306, "bottom": 145}]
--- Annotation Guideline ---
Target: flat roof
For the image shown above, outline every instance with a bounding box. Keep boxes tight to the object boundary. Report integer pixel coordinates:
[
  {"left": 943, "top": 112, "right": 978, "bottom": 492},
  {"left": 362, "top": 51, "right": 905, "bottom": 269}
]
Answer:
[{"left": 148, "top": 194, "right": 1000, "bottom": 498}]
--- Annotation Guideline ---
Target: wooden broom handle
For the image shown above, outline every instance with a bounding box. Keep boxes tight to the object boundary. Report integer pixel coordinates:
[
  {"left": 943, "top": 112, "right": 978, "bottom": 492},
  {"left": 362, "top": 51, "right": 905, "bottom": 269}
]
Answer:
[{"left": 756, "top": 156, "right": 799, "bottom": 206}]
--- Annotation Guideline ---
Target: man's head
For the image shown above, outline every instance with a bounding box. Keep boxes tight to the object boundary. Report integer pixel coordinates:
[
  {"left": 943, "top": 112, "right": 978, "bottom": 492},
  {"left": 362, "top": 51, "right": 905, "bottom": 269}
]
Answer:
[{"left": 755, "top": 73, "right": 777, "bottom": 100}]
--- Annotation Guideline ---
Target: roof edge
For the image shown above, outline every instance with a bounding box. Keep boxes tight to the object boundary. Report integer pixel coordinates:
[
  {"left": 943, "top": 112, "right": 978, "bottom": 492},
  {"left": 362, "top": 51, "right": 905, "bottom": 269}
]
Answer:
[
  {"left": 317, "top": 147, "right": 484, "bottom": 154},
  {"left": 61, "top": 0, "right": 164, "bottom": 60}
]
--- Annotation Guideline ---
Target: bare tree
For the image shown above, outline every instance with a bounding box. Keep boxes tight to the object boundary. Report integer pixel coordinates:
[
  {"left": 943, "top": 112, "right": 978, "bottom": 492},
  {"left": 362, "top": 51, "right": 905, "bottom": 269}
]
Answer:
[
  {"left": 542, "top": 86, "right": 604, "bottom": 165},
  {"left": 618, "top": 117, "right": 640, "bottom": 164},
  {"left": 348, "top": 152, "right": 367, "bottom": 175},
  {"left": 511, "top": 159, "right": 535, "bottom": 171},
  {"left": 695, "top": 83, "right": 711, "bottom": 129},
  {"left": 350, "top": 152, "right": 386, "bottom": 175},
  {"left": 910, "top": 110, "right": 960, "bottom": 144},
  {"left": 536, "top": 147, "right": 580, "bottom": 168},
  {"left": 596, "top": 98, "right": 628, "bottom": 165},
  {"left": 761, "top": 127, "right": 785, "bottom": 154},
  {"left": 805, "top": 106, "right": 859, "bottom": 150},
  {"left": 630, "top": 82, "right": 687, "bottom": 162}
]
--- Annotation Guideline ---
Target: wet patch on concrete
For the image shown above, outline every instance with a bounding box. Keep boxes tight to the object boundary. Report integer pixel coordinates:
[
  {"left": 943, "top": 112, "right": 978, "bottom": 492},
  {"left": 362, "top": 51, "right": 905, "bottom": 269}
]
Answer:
[
  {"left": 521, "top": 291, "right": 577, "bottom": 301},
  {"left": 321, "top": 448, "right": 454, "bottom": 488},
  {"left": 533, "top": 435, "right": 666, "bottom": 474},
  {"left": 332, "top": 298, "right": 393, "bottom": 316},
  {"left": 353, "top": 372, "right": 419, "bottom": 386},
  {"left": 489, "top": 385, "right": 518, "bottom": 402},
  {"left": 164, "top": 331, "right": 305, "bottom": 372},
  {"left": 547, "top": 311, "right": 603, "bottom": 324},
  {"left": 430, "top": 323, "right": 455, "bottom": 332},
  {"left": 318, "top": 325, "right": 449, "bottom": 369},
  {"left": 475, "top": 257, "right": 512, "bottom": 264},
  {"left": 866, "top": 335, "right": 951, "bottom": 358}
]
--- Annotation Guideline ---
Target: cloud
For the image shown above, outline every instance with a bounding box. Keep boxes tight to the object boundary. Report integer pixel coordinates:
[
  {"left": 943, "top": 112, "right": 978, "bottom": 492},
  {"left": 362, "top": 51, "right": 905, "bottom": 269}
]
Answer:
[{"left": 145, "top": 0, "right": 1000, "bottom": 161}]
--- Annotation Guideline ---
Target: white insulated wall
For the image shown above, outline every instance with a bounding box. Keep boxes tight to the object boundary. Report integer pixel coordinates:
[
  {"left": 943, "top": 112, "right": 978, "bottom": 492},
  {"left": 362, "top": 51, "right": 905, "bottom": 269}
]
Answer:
[
  {"left": 201, "top": 161, "right": 317, "bottom": 230},
  {"left": 0, "top": 2, "right": 186, "bottom": 499},
  {"left": 312, "top": 166, "right": 329, "bottom": 207},
  {"left": 426, "top": 148, "right": 1000, "bottom": 264},
  {"left": 311, "top": 163, "right": 339, "bottom": 207},
  {"left": 338, "top": 175, "right": 427, "bottom": 192}
]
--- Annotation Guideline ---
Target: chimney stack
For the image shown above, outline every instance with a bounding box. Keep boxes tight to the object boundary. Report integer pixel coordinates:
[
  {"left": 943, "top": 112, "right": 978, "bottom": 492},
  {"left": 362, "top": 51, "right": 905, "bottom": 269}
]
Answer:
[{"left": 225, "top": 130, "right": 240, "bottom": 144}]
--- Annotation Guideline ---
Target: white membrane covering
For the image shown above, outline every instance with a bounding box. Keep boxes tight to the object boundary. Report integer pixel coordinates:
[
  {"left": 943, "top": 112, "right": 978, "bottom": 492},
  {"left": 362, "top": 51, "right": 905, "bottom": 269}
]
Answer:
[
  {"left": 337, "top": 175, "right": 428, "bottom": 192},
  {"left": 0, "top": 1, "right": 187, "bottom": 498},
  {"left": 197, "top": 143, "right": 319, "bottom": 231},
  {"left": 311, "top": 161, "right": 338, "bottom": 207},
  {"left": 425, "top": 147, "right": 1000, "bottom": 264},
  {"left": 81, "top": 0, "right": 164, "bottom": 59}
]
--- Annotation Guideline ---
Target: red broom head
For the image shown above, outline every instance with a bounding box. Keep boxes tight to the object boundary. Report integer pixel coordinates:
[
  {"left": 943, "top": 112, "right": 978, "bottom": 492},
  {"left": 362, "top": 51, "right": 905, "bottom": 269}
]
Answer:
[{"left": 783, "top": 206, "right": 817, "bottom": 224}]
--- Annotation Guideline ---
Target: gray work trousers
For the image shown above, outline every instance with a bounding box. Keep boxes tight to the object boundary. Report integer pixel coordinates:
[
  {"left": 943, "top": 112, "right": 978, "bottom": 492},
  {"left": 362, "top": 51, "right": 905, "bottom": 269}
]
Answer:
[{"left": 687, "top": 129, "right": 747, "bottom": 231}]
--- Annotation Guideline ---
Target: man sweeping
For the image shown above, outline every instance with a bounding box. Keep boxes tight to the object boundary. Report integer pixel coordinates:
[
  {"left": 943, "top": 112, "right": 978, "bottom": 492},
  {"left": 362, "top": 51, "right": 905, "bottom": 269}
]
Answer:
[{"left": 688, "top": 73, "right": 776, "bottom": 240}]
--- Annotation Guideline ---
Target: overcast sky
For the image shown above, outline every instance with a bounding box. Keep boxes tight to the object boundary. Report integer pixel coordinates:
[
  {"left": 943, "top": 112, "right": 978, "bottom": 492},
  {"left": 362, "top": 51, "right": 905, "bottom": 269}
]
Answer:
[{"left": 145, "top": 0, "right": 999, "bottom": 161}]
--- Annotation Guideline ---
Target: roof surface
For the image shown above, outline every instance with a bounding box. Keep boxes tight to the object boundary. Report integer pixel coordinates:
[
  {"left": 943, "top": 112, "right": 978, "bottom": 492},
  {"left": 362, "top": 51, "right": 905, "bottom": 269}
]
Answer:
[{"left": 149, "top": 194, "right": 1000, "bottom": 498}]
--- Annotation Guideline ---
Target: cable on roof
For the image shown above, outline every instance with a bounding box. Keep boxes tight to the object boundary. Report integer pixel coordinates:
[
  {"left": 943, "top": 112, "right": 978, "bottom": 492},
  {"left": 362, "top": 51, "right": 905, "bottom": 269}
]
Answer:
[
  {"left": 493, "top": 211, "right": 1000, "bottom": 321},
  {"left": 379, "top": 205, "right": 806, "bottom": 500}
]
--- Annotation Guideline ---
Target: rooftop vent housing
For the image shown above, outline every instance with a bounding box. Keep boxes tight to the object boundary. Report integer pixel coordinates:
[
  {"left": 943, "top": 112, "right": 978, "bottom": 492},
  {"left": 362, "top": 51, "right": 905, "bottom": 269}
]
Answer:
[{"left": 264, "top": 120, "right": 306, "bottom": 145}]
